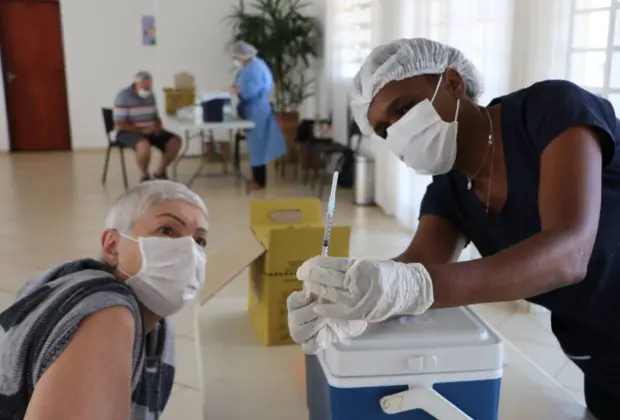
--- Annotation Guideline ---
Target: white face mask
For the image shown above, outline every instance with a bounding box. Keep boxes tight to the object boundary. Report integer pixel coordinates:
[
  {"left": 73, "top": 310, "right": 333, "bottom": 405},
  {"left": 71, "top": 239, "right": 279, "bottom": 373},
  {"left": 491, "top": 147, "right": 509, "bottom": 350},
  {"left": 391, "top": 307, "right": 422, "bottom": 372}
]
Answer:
[
  {"left": 137, "top": 89, "right": 152, "bottom": 99},
  {"left": 385, "top": 74, "right": 460, "bottom": 175},
  {"left": 232, "top": 59, "right": 243, "bottom": 68},
  {"left": 119, "top": 234, "right": 207, "bottom": 317}
]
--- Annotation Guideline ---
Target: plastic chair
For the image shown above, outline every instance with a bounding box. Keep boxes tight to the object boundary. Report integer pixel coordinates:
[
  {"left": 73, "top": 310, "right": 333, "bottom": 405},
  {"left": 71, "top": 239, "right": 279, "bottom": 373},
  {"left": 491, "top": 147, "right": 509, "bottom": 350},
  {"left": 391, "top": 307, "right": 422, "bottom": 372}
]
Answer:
[
  {"left": 293, "top": 119, "right": 316, "bottom": 181},
  {"left": 313, "top": 119, "right": 363, "bottom": 198},
  {"left": 101, "top": 108, "right": 129, "bottom": 190}
]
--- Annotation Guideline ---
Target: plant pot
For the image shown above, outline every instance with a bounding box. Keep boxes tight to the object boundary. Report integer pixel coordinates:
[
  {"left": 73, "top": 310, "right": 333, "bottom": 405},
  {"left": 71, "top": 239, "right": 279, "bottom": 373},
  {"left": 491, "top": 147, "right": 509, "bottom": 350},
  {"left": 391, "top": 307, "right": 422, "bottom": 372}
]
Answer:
[{"left": 276, "top": 111, "right": 300, "bottom": 163}]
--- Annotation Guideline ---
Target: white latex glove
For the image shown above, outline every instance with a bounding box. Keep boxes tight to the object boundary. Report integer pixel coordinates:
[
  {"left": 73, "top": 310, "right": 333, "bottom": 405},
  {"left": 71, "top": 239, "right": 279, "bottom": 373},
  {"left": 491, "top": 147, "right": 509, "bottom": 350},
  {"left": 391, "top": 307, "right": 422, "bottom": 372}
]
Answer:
[
  {"left": 297, "top": 256, "right": 434, "bottom": 322},
  {"left": 286, "top": 290, "right": 368, "bottom": 354}
]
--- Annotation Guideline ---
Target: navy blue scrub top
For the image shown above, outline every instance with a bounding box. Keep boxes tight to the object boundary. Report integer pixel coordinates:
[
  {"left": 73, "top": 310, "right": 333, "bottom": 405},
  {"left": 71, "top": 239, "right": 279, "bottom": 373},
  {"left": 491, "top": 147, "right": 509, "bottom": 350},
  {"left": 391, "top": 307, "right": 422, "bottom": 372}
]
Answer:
[{"left": 420, "top": 80, "right": 620, "bottom": 386}]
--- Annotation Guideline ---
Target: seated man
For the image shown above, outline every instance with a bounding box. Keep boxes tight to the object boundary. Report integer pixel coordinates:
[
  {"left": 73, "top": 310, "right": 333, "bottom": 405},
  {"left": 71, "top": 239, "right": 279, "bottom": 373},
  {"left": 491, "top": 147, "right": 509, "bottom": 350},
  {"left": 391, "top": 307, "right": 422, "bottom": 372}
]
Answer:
[{"left": 114, "top": 71, "right": 181, "bottom": 182}]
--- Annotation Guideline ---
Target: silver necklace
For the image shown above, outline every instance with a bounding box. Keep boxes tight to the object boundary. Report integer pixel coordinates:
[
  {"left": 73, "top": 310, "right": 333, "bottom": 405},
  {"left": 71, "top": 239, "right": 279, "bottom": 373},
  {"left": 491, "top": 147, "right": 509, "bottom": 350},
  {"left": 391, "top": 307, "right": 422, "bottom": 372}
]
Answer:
[
  {"left": 467, "top": 107, "right": 495, "bottom": 214},
  {"left": 467, "top": 108, "right": 494, "bottom": 190}
]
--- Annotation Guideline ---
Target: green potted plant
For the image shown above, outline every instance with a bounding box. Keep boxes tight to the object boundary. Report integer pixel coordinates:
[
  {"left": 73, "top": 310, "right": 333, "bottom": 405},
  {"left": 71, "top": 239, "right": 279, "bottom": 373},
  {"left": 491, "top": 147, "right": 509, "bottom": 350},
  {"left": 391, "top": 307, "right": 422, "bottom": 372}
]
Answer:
[{"left": 227, "top": 0, "right": 322, "bottom": 162}]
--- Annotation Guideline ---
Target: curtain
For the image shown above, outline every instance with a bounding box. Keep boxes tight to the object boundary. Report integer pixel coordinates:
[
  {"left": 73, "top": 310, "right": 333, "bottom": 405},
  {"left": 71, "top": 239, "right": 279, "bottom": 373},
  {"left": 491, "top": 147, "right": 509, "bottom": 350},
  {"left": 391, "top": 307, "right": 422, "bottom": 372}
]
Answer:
[{"left": 322, "top": 0, "right": 374, "bottom": 144}]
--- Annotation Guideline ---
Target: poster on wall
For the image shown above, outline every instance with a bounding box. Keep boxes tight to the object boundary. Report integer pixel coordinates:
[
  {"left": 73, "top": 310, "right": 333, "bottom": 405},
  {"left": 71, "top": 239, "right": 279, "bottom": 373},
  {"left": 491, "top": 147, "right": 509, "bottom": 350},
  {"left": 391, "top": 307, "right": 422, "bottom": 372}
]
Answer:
[{"left": 141, "top": 15, "right": 156, "bottom": 46}]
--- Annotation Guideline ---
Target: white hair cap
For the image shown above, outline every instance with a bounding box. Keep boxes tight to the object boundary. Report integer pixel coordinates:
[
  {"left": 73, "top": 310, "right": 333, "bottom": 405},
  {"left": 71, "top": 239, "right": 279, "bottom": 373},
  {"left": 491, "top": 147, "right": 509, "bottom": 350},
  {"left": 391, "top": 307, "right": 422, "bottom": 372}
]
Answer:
[
  {"left": 232, "top": 41, "right": 258, "bottom": 59},
  {"left": 351, "top": 38, "right": 484, "bottom": 135},
  {"left": 104, "top": 180, "right": 208, "bottom": 232}
]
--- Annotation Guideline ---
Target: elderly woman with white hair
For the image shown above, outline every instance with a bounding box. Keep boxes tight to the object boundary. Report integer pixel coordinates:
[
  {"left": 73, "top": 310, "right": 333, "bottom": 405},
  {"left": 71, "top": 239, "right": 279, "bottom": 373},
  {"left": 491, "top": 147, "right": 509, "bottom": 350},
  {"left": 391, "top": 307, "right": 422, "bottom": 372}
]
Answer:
[
  {"left": 0, "top": 180, "right": 208, "bottom": 420},
  {"left": 232, "top": 41, "right": 287, "bottom": 190},
  {"left": 288, "top": 38, "right": 620, "bottom": 419}
]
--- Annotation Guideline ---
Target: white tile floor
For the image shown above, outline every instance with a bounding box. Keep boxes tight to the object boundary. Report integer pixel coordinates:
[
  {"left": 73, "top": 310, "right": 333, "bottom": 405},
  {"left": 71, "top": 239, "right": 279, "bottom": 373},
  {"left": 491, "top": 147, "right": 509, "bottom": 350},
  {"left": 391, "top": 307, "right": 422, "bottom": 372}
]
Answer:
[
  {"left": 0, "top": 152, "right": 584, "bottom": 417},
  {"left": 471, "top": 302, "right": 584, "bottom": 404}
]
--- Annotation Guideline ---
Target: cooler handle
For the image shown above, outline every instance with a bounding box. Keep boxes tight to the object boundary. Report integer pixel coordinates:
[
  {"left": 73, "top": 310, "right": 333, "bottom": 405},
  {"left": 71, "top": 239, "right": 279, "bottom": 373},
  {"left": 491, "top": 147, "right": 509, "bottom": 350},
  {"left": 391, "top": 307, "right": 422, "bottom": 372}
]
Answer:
[{"left": 379, "top": 386, "right": 472, "bottom": 419}]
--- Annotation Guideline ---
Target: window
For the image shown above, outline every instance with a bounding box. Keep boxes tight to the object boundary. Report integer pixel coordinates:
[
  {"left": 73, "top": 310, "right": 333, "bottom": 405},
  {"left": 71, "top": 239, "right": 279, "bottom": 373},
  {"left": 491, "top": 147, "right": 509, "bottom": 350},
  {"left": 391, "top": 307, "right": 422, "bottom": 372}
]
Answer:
[
  {"left": 333, "top": 0, "right": 373, "bottom": 78},
  {"left": 567, "top": 0, "right": 620, "bottom": 111},
  {"left": 422, "top": 0, "right": 513, "bottom": 102}
]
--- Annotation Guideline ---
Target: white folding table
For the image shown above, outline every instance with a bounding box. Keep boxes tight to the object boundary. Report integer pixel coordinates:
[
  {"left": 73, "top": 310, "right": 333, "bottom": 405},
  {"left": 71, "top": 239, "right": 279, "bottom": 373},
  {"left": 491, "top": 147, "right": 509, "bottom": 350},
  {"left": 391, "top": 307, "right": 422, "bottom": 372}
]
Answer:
[{"left": 169, "top": 118, "right": 256, "bottom": 189}]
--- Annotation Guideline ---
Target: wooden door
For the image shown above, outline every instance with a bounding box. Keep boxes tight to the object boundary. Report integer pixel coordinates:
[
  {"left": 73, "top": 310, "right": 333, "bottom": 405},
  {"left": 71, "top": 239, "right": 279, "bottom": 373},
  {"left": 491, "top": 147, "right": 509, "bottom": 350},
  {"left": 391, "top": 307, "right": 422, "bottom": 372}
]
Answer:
[{"left": 0, "top": 0, "right": 71, "bottom": 151}]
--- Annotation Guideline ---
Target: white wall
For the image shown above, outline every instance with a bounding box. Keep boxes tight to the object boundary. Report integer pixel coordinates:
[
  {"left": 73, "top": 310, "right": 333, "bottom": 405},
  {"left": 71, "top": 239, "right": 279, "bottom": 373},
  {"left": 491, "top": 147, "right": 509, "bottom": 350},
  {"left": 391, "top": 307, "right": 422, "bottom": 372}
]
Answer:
[
  {"left": 0, "top": 47, "right": 10, "bottom": 151},
  {"left": 60, "top": 0, "right": 157, "bottom": 149},
  {"left": 0, "top": 0, "right": 323, "bottom": 151}
]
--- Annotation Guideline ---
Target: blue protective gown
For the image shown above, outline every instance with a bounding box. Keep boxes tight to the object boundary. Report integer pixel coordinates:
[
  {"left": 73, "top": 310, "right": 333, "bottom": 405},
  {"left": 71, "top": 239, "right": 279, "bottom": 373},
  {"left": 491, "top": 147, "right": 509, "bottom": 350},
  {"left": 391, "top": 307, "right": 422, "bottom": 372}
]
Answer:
[{"left": 235, "top": 57, "right": 287, "bottom": 167}]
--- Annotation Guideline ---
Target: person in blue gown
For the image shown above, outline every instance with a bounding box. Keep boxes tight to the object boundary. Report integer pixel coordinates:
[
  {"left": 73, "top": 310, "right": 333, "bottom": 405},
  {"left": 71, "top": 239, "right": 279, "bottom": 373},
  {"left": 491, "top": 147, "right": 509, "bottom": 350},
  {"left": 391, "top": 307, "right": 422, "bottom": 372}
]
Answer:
[{"left": 232, "top": 41, "right": 287, "bottom": 190}]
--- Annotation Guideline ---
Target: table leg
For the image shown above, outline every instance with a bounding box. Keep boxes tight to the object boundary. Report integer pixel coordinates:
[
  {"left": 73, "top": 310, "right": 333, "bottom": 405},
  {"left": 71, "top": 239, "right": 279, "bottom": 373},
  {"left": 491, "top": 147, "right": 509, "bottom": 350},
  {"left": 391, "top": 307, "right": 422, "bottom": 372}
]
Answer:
[
  {"left": 233, "top": 130, "right": 242, "bottom": 174},
  {"left": 172, "top": 129, "right": 192, "bottom": 181},
  {"left": 187, "top": 129, "right": 208, "bottom": 188},
  {"left": 230, "top": 129, "right": 250, "bottom": 194},
  {"left": 215, "top": 129, "right": 228, "bottom": 175},
  {"left": 230, "top": 129, "right": 237, "bottom": 173}
]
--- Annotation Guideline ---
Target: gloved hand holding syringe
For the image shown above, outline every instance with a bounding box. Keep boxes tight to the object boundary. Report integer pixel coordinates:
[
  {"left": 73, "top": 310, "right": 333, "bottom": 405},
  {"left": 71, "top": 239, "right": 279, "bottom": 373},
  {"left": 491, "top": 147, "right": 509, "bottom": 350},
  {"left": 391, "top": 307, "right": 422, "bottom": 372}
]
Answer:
[
  {"left": 290, "top": 170, "right": 370, "bottom": 354},
  {"left": 290, "top": 169, "right": 433, "bottom": 354}
]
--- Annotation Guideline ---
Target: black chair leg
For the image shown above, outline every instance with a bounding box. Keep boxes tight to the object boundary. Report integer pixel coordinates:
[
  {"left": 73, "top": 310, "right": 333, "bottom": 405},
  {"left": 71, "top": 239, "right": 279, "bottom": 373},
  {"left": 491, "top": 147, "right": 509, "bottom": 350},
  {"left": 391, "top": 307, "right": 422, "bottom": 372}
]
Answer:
[
  {"left": 317, "top": 164, "right": 329, "bottom": 198},
  {"left": 335, "top": 155, "right": 346, "bottom": 173},
  {"left": 293, "top": 145, "right": 300, "bottom": 180},
  {"left": 119, "top": 148, "right": 129, "bottom": 190},
  {"left": 317, "top": 153, "right": 334, "bottom": 198},
  {"left": 303, "top": 144, "right": 312, "bottom": 185},
  {"left": 280, "top": 158, "right": 286, "bottom": 178},
  {"left": 102, "top": 146, "right": 112, "bottom": 184},
  {"left": 310, "top": 152, "right": 325, "bottom": 190}
]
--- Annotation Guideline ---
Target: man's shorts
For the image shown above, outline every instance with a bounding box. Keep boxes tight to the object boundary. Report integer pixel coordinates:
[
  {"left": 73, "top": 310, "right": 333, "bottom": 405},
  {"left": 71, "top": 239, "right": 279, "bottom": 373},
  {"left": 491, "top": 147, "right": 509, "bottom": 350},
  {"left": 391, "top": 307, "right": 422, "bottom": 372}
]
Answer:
[{"left": 116, "top": 130, "right": 180, "bottom": 152}]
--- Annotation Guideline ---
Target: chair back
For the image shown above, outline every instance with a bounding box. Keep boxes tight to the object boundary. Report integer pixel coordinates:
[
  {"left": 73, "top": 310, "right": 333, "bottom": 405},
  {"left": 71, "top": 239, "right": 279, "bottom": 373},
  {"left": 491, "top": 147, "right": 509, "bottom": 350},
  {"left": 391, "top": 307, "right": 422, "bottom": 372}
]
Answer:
[
  {"left": 102, "top": 108, "right": 115, "bottom": 137},
  {"left": 295, "top": 119, "right": 315, "bottom": 144}
]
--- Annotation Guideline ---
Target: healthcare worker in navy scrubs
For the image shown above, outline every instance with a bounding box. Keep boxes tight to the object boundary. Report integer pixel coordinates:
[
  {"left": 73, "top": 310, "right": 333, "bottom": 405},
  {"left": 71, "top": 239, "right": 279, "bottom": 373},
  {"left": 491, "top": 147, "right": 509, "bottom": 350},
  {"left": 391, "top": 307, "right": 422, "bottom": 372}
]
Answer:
[{"left": 287, "top": 38, "right": 620, "bottom": 419}]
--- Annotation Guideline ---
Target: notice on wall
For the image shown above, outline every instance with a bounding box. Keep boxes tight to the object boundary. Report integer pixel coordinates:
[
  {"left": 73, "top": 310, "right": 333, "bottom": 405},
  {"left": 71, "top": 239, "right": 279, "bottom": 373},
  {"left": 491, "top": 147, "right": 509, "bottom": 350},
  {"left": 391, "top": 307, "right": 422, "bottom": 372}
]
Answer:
[{"left": 141, "top": 15, "right": 156, "bottom": 46}]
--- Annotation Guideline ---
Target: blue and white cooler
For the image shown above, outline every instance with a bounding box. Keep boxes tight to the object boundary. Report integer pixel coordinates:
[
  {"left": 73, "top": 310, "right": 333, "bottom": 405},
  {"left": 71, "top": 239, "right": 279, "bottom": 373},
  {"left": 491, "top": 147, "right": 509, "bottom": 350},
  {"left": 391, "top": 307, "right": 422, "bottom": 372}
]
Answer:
[{"left": 306, "top": 307, "right": 503, "bottom": 420}]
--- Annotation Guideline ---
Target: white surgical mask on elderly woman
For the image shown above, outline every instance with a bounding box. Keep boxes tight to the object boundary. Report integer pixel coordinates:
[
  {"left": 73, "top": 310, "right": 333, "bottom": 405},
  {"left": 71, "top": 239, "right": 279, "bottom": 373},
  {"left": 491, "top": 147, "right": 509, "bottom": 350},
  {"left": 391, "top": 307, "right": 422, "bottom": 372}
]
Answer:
[
  {"left": 119, "top": 233, "right": 206, "bottom": 317},
  {"left": 385, "top": 74, "right": 460, "bottom": 175}
]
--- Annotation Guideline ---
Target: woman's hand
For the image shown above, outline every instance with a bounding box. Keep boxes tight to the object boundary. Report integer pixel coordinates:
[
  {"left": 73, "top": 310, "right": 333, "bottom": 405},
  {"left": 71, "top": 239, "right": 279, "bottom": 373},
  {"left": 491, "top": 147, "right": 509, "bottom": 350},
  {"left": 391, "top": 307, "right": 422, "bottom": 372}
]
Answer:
[
  {"left": 296, "top": 256, "right": 434, "bottom": 322},
  {"left": 287, "top": 290, "right": 367, "bottom": 354},
  {"left": 231, "top": 86, "right": 240, "bottom": 95}
]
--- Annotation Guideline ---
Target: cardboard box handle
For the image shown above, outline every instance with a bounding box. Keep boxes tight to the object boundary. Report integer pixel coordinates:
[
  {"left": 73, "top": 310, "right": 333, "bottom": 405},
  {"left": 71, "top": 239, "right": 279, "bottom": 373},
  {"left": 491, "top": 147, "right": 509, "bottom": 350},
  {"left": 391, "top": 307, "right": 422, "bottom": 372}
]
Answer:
[{"left": 268, "top": 209, "right": 303, "bottom": 224}]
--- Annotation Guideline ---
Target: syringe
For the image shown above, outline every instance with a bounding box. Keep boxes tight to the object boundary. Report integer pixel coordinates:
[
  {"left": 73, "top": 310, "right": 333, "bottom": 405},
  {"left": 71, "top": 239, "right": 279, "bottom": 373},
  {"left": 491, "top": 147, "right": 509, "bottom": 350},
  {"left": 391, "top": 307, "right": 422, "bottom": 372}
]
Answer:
[
  {"left": 304, "top": 171, "right": 339, "bottom": 301},
  {"left": 322, "top": 171, "right": 340, "bottom": 257}
]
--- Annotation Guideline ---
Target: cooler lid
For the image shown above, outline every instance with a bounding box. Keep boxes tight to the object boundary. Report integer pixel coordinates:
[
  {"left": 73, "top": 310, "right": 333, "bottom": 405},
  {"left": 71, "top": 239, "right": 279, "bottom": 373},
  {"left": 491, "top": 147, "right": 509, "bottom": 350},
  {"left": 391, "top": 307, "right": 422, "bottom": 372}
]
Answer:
[
  {"left": 322, "top": 307, "right": 502, "bottom": 378},
  {"left": 340, "top": 308, "right": 487, "bottom": 348}
]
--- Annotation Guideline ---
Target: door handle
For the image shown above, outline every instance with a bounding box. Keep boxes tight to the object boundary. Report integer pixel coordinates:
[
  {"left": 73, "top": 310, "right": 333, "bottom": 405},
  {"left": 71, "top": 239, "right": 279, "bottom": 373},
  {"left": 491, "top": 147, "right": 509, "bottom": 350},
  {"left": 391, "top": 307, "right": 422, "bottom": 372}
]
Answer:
[{"left": 5, "top": 72, "right": 16, "bottom": 84}]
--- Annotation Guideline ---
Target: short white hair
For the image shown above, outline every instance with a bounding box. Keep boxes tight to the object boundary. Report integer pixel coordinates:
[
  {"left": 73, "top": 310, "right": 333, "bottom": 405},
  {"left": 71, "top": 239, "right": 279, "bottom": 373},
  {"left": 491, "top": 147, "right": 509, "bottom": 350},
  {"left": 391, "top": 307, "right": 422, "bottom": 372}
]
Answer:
[
  {"left": 134, "top": 71, "right": 152, "bottom": 83},
  {"left": 104, "top": 180, "right": 208, "bottom": 232}
]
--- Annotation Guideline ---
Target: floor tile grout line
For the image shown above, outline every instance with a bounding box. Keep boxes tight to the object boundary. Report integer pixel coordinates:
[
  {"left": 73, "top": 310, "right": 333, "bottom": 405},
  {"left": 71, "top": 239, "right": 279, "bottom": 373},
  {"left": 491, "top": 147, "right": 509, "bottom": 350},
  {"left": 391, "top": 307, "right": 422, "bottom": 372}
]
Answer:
[
  {"left": 553, "top": 359, "right": 572, "bottom": 380},
  {"left": 496, "top": 336, "right": 563, "bottom": 349},
  {"left": 172, "top": 382, "right": 200, "bottom": 391}
]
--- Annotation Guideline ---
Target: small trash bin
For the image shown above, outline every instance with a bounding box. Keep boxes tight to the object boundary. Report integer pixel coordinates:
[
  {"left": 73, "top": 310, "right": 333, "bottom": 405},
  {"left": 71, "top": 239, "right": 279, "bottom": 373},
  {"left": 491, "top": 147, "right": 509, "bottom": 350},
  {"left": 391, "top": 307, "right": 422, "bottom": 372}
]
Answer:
[{"left": 354, "top": 154, "right": 375, "bottom": 205}]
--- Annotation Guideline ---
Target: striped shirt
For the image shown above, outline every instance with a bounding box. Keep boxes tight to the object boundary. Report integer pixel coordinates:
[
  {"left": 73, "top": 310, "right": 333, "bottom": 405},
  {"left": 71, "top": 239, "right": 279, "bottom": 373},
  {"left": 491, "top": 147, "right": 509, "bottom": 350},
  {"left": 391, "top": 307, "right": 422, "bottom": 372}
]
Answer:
[
  {"left": 114, "top": 85, "right": 159, "bottom": 128},
  {"left": 0, "top": 259, "right": 174, "bottom": 420}
]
